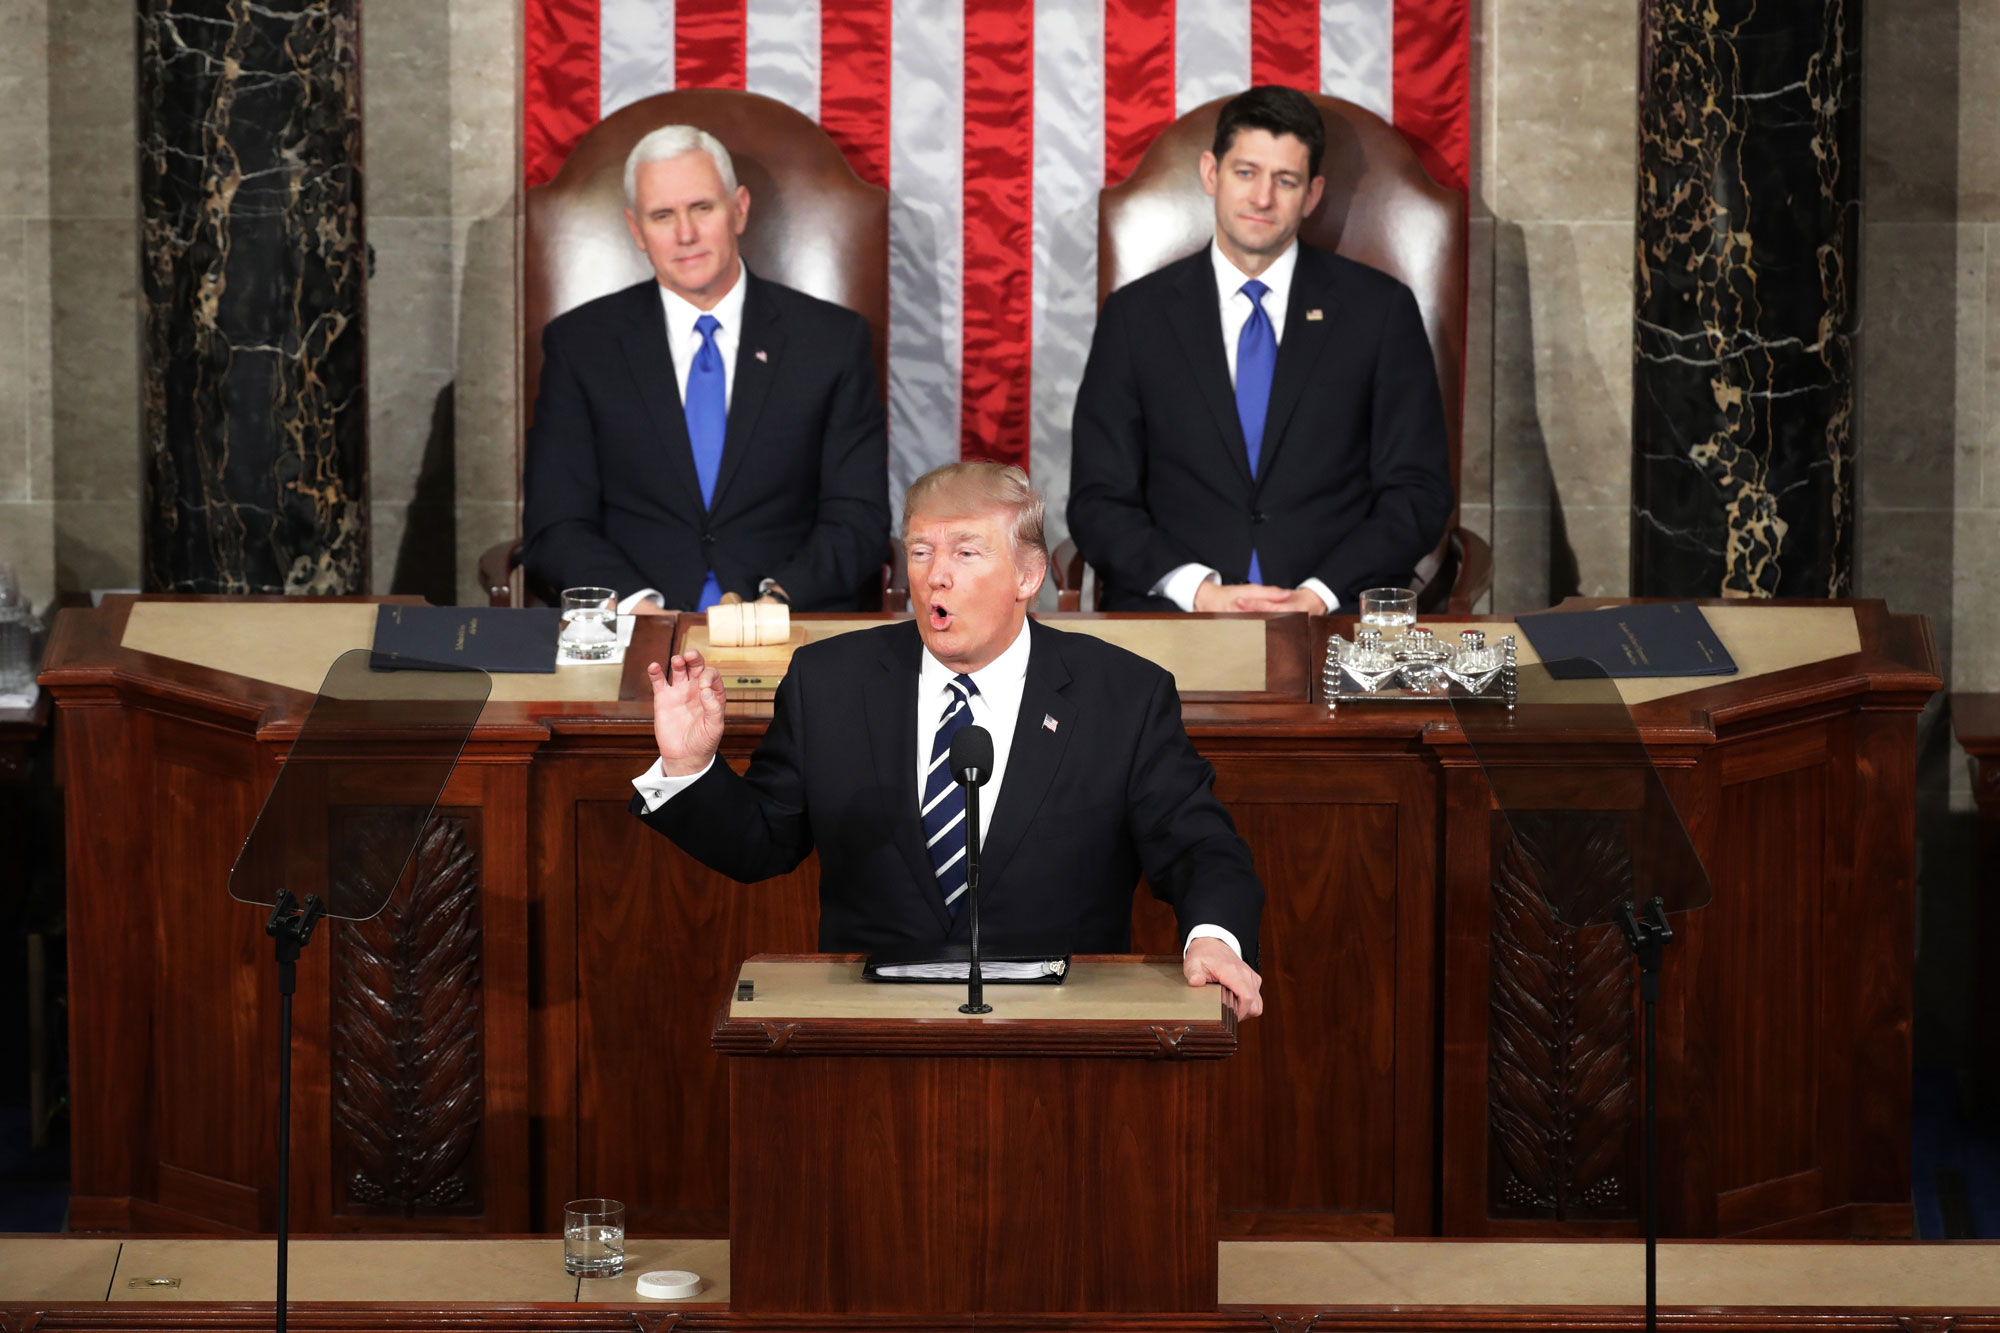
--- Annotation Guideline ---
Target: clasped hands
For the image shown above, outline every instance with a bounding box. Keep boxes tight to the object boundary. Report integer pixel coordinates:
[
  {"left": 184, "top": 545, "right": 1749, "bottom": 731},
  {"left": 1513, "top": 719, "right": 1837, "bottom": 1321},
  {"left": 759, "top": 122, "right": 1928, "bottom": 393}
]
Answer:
[
  {"left": 1191, "top": 581, "right": 1323, "bottom": 614},
  {"left": 631, "top": 591, "right": 786, "bottom": 617}
]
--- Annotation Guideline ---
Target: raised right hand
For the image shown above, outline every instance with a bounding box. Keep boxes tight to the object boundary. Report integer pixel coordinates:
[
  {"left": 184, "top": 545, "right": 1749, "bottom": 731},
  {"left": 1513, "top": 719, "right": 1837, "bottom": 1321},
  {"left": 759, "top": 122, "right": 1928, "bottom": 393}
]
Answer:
[
  {"left": 1192, "top": 581, "right": 1285, "bottom": 614},
  {"left": 647, "top": 650, "right": 726, "bottom": 776}
]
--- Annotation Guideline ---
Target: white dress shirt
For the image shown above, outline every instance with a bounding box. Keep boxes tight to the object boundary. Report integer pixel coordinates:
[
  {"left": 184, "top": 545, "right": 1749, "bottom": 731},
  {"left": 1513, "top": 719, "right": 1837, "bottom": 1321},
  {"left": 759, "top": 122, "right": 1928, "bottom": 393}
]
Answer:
[
  {"left": 1150, "top": 239, "right": 1339, "bottom": 616},
  {"left": 617, "top": 264, "right": 749, "bottom": 615},
  {"left": 630, "top": 618, "right": 1242, "bottom": 961}
]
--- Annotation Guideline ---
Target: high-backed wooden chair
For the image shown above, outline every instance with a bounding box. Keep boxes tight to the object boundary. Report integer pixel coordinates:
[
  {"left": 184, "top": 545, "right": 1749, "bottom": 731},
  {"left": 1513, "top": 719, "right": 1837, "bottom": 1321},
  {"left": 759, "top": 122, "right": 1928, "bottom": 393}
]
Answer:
[
  {"left": 1052, "top": 93, "right": 1489, "bottom": 613},
  {"left": 480, "top": 89, "right": 899, "bottom": 608}
]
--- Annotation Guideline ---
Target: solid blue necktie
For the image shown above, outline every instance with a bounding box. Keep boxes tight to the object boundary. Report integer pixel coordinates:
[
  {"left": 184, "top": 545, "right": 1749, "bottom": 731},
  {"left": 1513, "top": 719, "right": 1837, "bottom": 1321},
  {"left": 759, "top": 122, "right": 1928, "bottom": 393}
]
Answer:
[
  {"left": 1236, "top": 279, "right": 1275, "bottom": 585},
  {"left": 686, "top": 313, "right": 726, "bottom": 610},
  {"left": 921, "top": 674, "right": 980, "bottom": 920}
]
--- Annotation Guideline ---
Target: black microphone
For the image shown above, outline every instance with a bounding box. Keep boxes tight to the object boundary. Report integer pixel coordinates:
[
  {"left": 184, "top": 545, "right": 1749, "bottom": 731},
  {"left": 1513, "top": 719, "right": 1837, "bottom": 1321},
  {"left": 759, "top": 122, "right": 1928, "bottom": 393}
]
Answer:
[
  {"left": 949, "top": 725, "right": 993, "bottom": 787},
  {"left": 949, "top": 726, "right": 994, "bottom": 1014}
]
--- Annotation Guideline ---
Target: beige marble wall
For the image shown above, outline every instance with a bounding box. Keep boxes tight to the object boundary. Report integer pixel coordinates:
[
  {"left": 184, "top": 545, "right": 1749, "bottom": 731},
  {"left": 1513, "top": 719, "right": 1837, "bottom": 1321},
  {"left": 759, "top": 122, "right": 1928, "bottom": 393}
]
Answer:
[
  {"left": 1471, "top": 0, "right": 1639, "bottom": 615},
  {"left": 363, "top": 0, "right": 521, "bottom": 606},
  {"left": 48, "top": 0, "right": 141, "bottom": 598},
  {"left": 1856, "top": 0, "right": 2000, "bottom": 704},
  {"left": 0, "top": 0, "right": 53, "bottom": 609},
  {"left": 0, "top": 0, "right": 141, "bottom": 610}
]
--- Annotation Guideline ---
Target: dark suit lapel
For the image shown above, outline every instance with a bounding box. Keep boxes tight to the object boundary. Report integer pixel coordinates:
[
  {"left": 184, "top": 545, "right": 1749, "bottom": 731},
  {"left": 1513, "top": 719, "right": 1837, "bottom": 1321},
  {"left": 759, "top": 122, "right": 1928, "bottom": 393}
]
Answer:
[
  {"left": 708, "top": 273, "right": 785, "bottom": 517},
  {"left": 1255, "top": 248, "right": 1339, "bottom": 490},
  {"left": 618, "top": 285, "right": 706, "bottom": 511},
  {"left": 864, "top": 625, "right": 956, "bottom": 936},
  {"left": 974, "top": 620, "right": 1077, "bottom": 898},
  {"left": 1165, "top": 257, "right": 1254, "bottom": 489}
]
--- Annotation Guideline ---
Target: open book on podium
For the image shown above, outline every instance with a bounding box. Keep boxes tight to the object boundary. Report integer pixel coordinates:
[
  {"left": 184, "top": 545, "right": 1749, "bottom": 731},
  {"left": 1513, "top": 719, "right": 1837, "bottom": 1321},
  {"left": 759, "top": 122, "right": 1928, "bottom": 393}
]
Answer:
[{"left": 712, "top": 954, "right": 1234, "bottom": 1314}]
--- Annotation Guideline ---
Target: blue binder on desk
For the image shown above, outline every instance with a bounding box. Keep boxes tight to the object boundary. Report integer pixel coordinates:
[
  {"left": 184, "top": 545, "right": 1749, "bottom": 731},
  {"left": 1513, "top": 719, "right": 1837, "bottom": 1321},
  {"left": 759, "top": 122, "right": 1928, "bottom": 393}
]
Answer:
[
  {"left": 1516, "top": 601, "right": 1738, "bottom": 679},
  {"left": 369, "top": 605, "right": 564, "bottom": 673}
]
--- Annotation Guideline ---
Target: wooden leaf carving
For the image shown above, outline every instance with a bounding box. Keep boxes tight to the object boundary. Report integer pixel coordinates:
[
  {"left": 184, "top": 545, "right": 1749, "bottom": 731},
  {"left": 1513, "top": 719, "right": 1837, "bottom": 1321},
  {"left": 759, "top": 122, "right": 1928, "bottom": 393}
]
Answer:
[
  {"left": 1487, "top": 813, "right": 1637, "bottom": 1220},
  {"left": 331, "top": 810, "right": 484, "bottom": 1216}
]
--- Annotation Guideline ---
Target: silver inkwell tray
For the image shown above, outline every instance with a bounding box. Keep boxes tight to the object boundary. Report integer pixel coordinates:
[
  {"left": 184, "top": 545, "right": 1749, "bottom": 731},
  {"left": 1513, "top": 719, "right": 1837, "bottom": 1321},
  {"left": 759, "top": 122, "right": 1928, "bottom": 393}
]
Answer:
[{"left": 1324, "top": 625, "right": 1518, "bottom": 712}]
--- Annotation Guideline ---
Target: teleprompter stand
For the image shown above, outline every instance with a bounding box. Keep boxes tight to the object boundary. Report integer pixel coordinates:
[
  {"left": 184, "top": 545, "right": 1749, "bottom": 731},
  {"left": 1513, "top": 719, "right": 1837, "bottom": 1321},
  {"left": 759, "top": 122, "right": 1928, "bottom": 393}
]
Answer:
[
  {"left": 1453, "top": 660, "right": 1711, "bottom": 1333},
  {"left": 228, "top": 649, "right": 489, "bottom": 1332}
]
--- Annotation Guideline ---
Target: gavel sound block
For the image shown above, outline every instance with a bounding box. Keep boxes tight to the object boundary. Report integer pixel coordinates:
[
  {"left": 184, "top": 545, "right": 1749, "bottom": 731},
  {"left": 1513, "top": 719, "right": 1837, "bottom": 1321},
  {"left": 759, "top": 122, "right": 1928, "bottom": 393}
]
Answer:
[{"left": 686, "top": 602, "right": 808, "bottom": 686}]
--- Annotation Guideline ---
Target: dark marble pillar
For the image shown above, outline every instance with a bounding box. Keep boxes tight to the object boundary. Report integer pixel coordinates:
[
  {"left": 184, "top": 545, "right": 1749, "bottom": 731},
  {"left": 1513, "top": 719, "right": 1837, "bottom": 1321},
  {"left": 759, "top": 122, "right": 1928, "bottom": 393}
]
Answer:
[
  {"left": 1631, "top": 0, "right": 1860, "bottom": 597},
  {"left": 139, "top": 0, "right": 368, "bottom": 594}
]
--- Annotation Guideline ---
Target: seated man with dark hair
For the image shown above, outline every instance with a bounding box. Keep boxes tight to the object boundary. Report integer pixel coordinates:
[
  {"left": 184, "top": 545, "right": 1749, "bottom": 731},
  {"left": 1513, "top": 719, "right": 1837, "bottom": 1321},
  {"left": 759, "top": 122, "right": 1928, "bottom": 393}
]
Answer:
[
  {"left": 522, "top": 125, "right": 889, "bottom": 613},
  {"left": 1068, "top": 85, "right": 1454, "bottom": 613}
]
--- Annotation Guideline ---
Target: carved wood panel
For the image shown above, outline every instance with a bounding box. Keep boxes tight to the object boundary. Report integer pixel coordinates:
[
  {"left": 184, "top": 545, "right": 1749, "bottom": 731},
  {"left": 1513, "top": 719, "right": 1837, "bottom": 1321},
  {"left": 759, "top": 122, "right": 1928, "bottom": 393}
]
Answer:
[
  {"left": 330, "top": 809, "right": 485, "bottom": 1217},
  {"left": 1487, "top": 811, "right": 1638, "bottom": 1221}
]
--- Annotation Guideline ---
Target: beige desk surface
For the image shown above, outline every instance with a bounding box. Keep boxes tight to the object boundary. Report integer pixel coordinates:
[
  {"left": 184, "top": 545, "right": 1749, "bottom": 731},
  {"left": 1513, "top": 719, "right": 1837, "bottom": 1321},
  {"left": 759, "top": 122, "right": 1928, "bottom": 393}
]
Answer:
[
  {"left": 730, "top": 956, "right": 1225, "bottom": 1023},
  {"left": 789, "top": 616, "right": 1269, "bottom": 694},
  {"left": 5, "top": 1237, "right": 1997, "bottom": 1307},
  {"left": 113, "top": 602, "right": 1858, "bottom": 712},
  {"left": 119, "top": 603, "right": 627, "bottom": 704},
  {"left": 0, "top": 1236, "right": 123, "bottom": 1300},
  {"left": 1221, "top": 1240, "right": 2000, "bottom": 1307},
  {"left": 120, "top": 605, "right": 1276, "bottom": 703},
  {"left": 1430, "top": 604, "right": 1862, "bottom": 706}
]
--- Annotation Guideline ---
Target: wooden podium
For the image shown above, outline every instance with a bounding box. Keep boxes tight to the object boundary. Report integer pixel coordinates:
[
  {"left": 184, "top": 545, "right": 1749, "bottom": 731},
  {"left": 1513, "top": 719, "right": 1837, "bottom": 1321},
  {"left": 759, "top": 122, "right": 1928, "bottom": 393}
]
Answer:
[{"left": 711, "top": 955, "right": 1235, "bottom": 1313}]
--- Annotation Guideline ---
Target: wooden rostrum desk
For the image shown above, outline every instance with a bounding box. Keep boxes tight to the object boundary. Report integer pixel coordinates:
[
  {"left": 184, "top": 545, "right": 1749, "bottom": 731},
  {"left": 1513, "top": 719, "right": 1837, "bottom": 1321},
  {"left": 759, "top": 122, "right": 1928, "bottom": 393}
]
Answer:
[{"left": 39, "top": 596, "right": 1938, "bottom": 1244}]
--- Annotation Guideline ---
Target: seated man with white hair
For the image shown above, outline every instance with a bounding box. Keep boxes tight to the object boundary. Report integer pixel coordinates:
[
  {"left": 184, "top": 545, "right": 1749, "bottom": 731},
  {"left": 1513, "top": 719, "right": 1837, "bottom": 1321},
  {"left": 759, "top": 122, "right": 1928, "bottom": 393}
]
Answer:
[{"left": 522, "top": 125, "right": 889, "bottom": 612}]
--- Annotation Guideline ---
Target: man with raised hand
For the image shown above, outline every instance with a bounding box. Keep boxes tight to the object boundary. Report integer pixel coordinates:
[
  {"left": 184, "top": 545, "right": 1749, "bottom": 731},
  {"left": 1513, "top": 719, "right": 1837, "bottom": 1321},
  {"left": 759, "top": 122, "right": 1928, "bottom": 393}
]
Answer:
[{"left": 630, "top": 461, "right": 1266, "bottom": 1016}]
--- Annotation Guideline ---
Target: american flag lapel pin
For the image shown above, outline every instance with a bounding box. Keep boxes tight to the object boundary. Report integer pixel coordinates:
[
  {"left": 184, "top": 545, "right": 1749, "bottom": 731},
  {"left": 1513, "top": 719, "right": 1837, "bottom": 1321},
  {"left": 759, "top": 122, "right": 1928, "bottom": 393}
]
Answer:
[
  {"left": 1305, "top": 308, "right": 1324, "bottom": 321},
  {"left": 1042, "top": 714, "right": 1059, "bottom": 734},
  {"left": 755, "top": 348, "right": 768, "bottom": 362}
]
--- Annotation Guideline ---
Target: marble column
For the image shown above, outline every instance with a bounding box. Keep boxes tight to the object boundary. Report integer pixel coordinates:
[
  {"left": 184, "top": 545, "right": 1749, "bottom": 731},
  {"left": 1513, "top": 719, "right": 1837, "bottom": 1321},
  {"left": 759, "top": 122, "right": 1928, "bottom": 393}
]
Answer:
[
  {"left": 1631, "top": 0, "right": 1860, "bottom": 597},
  {"left": 138, "top": 0, "right": 367, "bottom": 594}
]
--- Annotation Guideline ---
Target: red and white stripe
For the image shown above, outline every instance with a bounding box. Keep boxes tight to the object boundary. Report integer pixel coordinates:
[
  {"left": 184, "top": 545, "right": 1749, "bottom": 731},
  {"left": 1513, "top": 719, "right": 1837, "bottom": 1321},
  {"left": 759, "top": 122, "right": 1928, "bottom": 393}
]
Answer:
[{"left": 525, "top": 0, "right": 1469, "bottom": 544}]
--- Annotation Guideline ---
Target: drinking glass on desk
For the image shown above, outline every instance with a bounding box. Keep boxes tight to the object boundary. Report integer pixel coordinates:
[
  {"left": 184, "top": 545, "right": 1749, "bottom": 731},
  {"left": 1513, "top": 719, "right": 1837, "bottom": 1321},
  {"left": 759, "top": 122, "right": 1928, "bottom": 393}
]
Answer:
[
  {"left": 558, "top": 587, "right": 618, "bottom": 662},
  {"left": 1358, "top": 586, "right": 1418, "bottom": 636},
  {"left": 564, "top": 1198, "right": 626, "bottom": 1276}
]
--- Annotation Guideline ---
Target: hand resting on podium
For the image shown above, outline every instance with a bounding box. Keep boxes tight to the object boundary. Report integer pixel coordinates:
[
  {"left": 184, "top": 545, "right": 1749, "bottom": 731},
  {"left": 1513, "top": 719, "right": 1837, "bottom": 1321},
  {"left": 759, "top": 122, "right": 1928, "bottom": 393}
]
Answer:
[{"left": 630, "top": 462, "right": 1266, "bottom": 1017}]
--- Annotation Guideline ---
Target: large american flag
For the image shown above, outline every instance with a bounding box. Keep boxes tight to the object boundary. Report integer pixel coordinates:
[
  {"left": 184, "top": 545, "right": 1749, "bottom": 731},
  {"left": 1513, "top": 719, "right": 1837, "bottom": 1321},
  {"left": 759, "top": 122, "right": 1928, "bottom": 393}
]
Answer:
[{"left": 524, "top": 0, "right": 1469, "bottom": 539}]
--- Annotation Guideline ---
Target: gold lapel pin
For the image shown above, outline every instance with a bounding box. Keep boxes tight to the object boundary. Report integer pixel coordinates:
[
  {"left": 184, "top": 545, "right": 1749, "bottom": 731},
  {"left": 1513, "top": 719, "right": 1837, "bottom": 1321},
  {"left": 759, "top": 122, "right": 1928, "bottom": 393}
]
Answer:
[{"left": 1305, "top": 309, "right": 1324, "bottom": 322}]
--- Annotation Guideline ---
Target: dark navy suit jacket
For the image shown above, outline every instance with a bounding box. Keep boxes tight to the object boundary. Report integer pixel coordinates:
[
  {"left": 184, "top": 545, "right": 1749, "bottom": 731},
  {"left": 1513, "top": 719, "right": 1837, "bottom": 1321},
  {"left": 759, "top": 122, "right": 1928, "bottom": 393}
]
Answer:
[
  {"left": 631, "top": 618, "right": 1264, "bottom": 966},
  {"left": 522, "top": 273, "right": 888, "bottom": 610},
  {"left": 1068, "top": 245, "right": 1454, "bottom": 610}
]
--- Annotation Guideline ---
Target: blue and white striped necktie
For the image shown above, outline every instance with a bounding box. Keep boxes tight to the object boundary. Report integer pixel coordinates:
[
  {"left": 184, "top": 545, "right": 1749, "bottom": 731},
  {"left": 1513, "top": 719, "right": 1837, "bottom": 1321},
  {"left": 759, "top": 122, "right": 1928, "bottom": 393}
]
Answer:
[{"left": 921, "top": 674, "right": 980, "bottom": 917}]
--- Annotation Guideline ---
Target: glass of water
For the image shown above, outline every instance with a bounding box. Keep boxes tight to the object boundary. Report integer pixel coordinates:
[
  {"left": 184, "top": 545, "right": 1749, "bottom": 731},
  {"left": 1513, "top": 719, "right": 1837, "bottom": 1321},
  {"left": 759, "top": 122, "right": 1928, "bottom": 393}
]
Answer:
[
  {"left": 558, "top": 587, "right": 619, "bottom": 663},
  {"left": 1357, "top": 586, "right": 1418, "bottom": 636},
  {"left": 564, "top": 1197, "right": 626, "bottom": 1276}
]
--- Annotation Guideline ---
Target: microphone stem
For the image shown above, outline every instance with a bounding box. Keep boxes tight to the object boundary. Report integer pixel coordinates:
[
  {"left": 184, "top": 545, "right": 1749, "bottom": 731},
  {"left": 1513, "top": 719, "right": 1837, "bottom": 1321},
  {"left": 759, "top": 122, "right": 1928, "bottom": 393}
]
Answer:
[{"left": 961, "top": 775, "right": 989, "bottom": 1014}]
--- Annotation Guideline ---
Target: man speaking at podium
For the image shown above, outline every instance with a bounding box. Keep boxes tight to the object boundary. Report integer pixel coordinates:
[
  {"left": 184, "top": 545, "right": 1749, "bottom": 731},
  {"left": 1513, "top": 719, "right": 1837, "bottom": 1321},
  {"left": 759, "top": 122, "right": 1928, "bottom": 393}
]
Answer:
[{"left": 628, "top": 461, "right": 1266, "bottom": 1016}]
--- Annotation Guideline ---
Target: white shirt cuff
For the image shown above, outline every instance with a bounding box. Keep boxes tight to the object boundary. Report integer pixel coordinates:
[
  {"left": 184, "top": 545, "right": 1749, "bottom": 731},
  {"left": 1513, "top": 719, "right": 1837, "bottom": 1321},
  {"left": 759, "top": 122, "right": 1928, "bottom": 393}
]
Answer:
[
  {"left": 1182, "top": 924, "right": 1244, "bottom": 962},
  {"left": 1298, "top": 578, "right": 1339, "bottom": 614},
  {"left": 1153, "top": 563, "right": 1221, "bottom": 613},
  {"left": 618, "top": 589, "right": 665, "bottom": 615},
  {"left": 631, "top": 755, "right": 714, "bottom": 812}
]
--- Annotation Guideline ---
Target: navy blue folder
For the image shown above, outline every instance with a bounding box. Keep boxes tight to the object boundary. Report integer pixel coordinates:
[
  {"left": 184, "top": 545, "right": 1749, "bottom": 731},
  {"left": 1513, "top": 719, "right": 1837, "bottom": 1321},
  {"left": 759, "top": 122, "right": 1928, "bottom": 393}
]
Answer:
[
  {"left": 369, "top": 605, "right": 563, "bottom": 673},
  {"left": 1516, "top": 601, "right": 1738, "bottom": 679}
]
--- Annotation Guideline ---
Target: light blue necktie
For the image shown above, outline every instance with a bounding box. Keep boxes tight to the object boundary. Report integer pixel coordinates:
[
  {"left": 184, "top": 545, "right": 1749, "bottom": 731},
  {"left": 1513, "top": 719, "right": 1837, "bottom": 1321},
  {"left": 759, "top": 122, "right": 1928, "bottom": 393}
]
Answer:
[
  {"left": 1236, "top": 279, "right": 1275, "bottom": 586},
  {"left": 686, "top": 313, "right": 726, "bottom": 610},
  {"left": 921, "top": 674, "right": 980, "bottom": 921}
]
